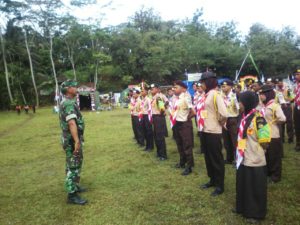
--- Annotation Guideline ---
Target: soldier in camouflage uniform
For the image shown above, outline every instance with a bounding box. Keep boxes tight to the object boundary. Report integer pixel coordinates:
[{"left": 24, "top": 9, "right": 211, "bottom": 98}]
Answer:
[{"left": 59, "top": 80, "right": 87, "bottom": 205}]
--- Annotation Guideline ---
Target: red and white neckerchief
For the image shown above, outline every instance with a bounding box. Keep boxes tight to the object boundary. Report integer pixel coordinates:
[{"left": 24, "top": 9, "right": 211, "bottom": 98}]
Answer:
[
  {"left": 196, "top": 91, "right": 211, "bottom": 132},
  {"left": 169, "top": 96, "right": 179, "bottom": 128},
  {"left": 236, "top": 108, "right": 257, "bottom": 169},
  {"left": 130, "top": 97, "right": 136, "bottom": 115},
  {"left": 147, "top": 97, "right": 153, "bottom": 123},
  {"left": 295, "top": 83, "right": 300, "bottom": 109},
  {"left": 260, "top": 99, "right": 274, "bottom": 117}
]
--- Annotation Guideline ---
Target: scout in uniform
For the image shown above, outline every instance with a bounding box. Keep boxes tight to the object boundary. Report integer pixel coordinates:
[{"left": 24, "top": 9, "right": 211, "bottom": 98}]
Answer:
[
  {"left": 235, "top": 91, "right": 271, "bottom": 223},
  {"left": 195, "top": 82, "right": 205, "bottom": 154},
  {"left": 198, "top": 72, "right": 228, "bottom": 196},
  {"left": 59, "top": 80, "right": 87, "bottom": 205},
  {"left": 150, "top": 83, "right": 169, "bottom": 160},
  {"left": 221, "top": 79, "right": 239, "bottom": 164},
  {"left": 259, "top": 85, "right": 286, "bottom": 183},
  {"left": 275, "top": 78, "right": 294, "bottom": 143},
  {"left": 139, "top": 85, "right": 154, "bottom": 151},
  {"left": 131, "top": 88, "right": 144, "bottom": 147},
  {"left": 128, "top": 89, "right": 138, "bottom": 141},
  {"left": 172, "top": 80, "right": 196, "bottom": 175},
  {"left": 294, "top": 69, "right": 300, "bottom": 151}
]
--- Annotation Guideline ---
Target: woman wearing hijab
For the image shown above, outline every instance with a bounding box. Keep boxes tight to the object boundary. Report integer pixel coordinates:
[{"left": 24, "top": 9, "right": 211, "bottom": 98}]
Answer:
[
  {"left": 259, "top": 85, "right": 286, "bottom": 183},
  {"left": 198, "top": 72, "right": 228, "bottom": 196},
  {"left": 235, "top": 91, "right": 271, "bottom": 222}
]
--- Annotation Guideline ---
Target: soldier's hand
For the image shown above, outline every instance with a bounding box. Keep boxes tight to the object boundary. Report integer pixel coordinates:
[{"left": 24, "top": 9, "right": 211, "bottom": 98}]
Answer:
[{"left": 73, "top": 141, "right": 81, "bottom": 155}]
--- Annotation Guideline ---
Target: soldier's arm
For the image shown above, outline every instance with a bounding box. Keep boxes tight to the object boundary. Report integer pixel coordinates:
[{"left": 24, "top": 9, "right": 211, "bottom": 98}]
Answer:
[{"left": 68, "top": 119, "right": 80, "bottom": 154}]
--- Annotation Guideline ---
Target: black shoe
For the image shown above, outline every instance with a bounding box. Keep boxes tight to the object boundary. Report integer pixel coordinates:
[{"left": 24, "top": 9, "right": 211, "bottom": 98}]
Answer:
[
  {"left": 76, "top": 185, "right": 87, "bottom": 193},
  {"left": 211, "top": 187, "right": 224, "bottom": 197},
  {"left": 181, "top": 167, "right": 192, "bottom": 176},
  {"left": 67, "top": 193, "right": 87, "bottom": 205},
  {"left": 144, "top": 147, "right": 153, "bottom": 152},
  {"left": 201, "top": 181, "right": 214, "bottom": 189}
]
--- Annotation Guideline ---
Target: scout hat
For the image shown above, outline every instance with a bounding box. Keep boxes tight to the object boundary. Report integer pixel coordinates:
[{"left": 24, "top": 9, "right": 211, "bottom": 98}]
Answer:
[
  {"left": 220, "top": 79, "right": 233, "bottom": 86},
  {"left": 174, "top": 80, "right": 188, "bottom": 89},
  {"left": 259, "top": 84, "right": 274, "bottom": 93}
]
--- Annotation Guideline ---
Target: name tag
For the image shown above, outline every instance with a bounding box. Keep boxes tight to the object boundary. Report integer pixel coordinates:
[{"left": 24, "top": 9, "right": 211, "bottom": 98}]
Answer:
[
  {"left": 237, "top": 139, "right": 247, "bottom": 150},
  {"left": 200, "top": 110, "right": 208, "bottom": 118}
]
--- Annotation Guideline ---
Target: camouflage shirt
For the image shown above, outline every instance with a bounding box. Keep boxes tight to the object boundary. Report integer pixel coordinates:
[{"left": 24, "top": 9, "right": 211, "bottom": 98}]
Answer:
[{"left": 59, "top": 97, "right": 85, "bottom": 141}]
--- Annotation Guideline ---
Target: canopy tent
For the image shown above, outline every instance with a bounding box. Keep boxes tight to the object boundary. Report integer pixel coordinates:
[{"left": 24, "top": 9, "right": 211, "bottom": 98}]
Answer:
[{"left": 76, "top": 83, "right": 100, "bottom": 111}]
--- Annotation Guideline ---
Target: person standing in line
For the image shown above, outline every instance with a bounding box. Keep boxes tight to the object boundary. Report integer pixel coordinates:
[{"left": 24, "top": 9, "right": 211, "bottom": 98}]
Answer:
[
  {"left": 139, "top": 85, "right": 154, "bottom": 151},
  {"left": 131, "top": 88, "right": 144, "bottom": 147},
  {"left": 150, "top": 83, "right": 169, "bottom": 161},
  {"left": 195, "top": 82, "right": 205, "bottom": 154},
  {"left": 259, "top": 85, "right": 286, "bottom": 183},
  {"left": 221, "top": 79, "right": 239, "bottom": 165},
  {"left": 172, "top": 80, "right": 196, "bottom": 175},
  {"left": 59, "top": 80, "right": 87, "bottom": 205},
  {"left": 293, "top": 69, "right": 300, "bottom": 151},
  {"left": 198, "top": 72, "right": 228, "bottom": 196},
  {"left": 235, "top": 91, "right": 270, "bottom": 223}
]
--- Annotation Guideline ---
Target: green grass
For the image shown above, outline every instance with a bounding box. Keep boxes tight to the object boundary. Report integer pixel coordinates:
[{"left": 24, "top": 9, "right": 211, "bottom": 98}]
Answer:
[{"left": 0, "top": 108, "right": 300, "bottom": 225}]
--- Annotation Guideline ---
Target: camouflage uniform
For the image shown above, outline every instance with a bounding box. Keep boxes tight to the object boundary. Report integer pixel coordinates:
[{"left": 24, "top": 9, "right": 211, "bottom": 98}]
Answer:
[{"left": 59, "top": 97, "right": 85, "bottom": 193}]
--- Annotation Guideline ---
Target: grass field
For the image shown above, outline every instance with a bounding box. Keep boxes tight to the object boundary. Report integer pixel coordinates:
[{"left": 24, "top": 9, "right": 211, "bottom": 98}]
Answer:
[{"left": 0, "top": 108, "right": 300, "bottom": 225}]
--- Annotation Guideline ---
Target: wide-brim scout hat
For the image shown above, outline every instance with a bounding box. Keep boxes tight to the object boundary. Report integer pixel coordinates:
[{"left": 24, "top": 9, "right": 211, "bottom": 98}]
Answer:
[
  {"left": 150, "top": 83, "right": 159, "bottom": 89},
  {"left": 60, "top": 80, "right": 78, "bottom": 94},
  {"left": 259, "top": 84, "right": 274, "bottom": 94},
  {"left": 200, "top": 72, "right": 216, "bottom": 81},
  {"left": 173, "top": 80, "right": 188, "bottom": 89}
]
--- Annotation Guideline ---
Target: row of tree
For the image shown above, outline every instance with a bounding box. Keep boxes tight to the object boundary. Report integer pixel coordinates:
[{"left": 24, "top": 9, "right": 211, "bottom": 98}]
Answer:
[{"left": 1, "top": 0, "right": 300, "bottom": 109}]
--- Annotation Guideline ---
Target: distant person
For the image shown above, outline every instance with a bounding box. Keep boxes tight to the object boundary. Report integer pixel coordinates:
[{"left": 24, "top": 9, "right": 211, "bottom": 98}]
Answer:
[
  {"left": 59, "top": 80, "right": 87, "bottom": 205},
  {"left": 16, "top": 105, "right": 21, "bottom": 115},
  {"left": 24, "top": 105, "right": 29, "bottom": 114},
  {"left": 32, "top": 104, "right": 36, "bottom": 113},
  {"left": 293, "top": 69, "right": 300, "bottom": 152}
]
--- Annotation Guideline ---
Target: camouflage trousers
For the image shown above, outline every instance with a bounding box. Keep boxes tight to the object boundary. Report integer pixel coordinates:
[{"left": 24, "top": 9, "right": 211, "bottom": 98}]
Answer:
[{"left": 63, "top": 139, "right": 83, "bottom": 194}]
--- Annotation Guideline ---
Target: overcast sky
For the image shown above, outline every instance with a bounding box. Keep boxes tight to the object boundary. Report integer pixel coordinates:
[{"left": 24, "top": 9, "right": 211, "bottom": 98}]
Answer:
[{"left": 65, "top": 0, "right": 300, "bottom": 35}]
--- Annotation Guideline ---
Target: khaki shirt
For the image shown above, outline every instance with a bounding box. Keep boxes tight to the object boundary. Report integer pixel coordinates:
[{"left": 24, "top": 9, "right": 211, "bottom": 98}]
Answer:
[
  {"left": 131, "top": 97, "right": 141, "bottom": 116},
  {"left": 222, "top": 90, "right": 239, "bottom": 117},
  {"left": 140, "top": 96, "right": 151, "bottom": 115},
  {"left": 175, "top": 92, "right": 193, "bottom": 122},
  {"left": 243, "top": 120, "right": 267, "bottom": 167},
  {"left": 265, "top": 102, "right": 286, "bottom": 138},
  {"left": 203, "top": 90, "right": 228, "bottom": 134},
  {"left": 151, "top": 93, "right": 169, "bottom": 115}
]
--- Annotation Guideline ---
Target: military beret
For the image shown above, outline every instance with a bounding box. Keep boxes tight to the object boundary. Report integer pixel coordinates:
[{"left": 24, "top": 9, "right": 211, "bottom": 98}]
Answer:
[
  {"left": 220, "top": 79, "right": 233, "bottom": 86},
  {"left": 259, "top": 84, "right": 274, "bottom": 93},
  {"left": 200, "top": 72, "right": 217, "bottom": 81},
  {"left": 60, "top": 79, "right": 78, "bottom": 94},
  {"left": 174, "top": 80, "right": 188, "bottom": 89}
]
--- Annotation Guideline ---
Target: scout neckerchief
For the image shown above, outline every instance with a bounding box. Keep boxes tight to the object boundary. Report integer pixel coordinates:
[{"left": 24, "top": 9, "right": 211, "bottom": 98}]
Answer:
[
  {"left": 147, "top": 97, "right": 153, "bottom": 123},
  {"left": 196, "top": 90, "right": 213, "bottom": 132},
  {"left": 295, "top": 82, "right": 300, "bottom": 109},
  {"left": 236, "top": 108, "right": 257, "bottom": 169},
  {"left": 260, "top": 99, "right": 274, "bottom": 117},
  {"left": 138, "top": 97, "right": 145, "bottom": 121},
  {"left": 169, "top": 95, "right": 179, "bottom": 128}
]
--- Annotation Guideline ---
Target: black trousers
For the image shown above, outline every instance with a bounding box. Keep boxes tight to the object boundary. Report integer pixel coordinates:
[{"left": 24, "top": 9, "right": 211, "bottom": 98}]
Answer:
[
  {"left": 131, "top": 115, "right": 137, "bottom": 140},
  {"left": 266, "top": 138, "right": 282, "bottom": 182},
  {"left": 281, "top": 104, "right": 294, "bottom": 142},
  {"left": 202, "top": 132, "right": 225, "bottom": 190},
  {"left": 153, "top": 115, "right": 167, "bottom": 158},
  {"left": 236, "top": 165, "right": 267, "bottom": 220},
  {"left": 173, "top": 121, "right": 194, "bottom": 168},
  {"left": 294, "top": 107, "right": 300, "bottom": 148},
  {"left": 222, "top": 117, "right": 238, "bottom": 162},
  {"left": 142, "top": 115, "right": 154, "bottom": 149},
  {"left": 132, "top": 116, "right": 144, "bottom": 146}
]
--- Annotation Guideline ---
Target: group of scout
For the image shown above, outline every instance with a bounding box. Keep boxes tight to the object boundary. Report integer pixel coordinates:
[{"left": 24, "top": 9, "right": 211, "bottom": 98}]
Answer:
[{"left": 128, "top": 69, "right": 300, "bottom": 222}]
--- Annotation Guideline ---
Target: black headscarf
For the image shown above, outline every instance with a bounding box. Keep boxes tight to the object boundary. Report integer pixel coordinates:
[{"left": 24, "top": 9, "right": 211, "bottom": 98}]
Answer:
[
  {"left": 239, "top": 91, "right": 259, "bottom": 138},
  {"left": 204, "top": 77, "right": 218, "bottom": 93},
  {"left": 263, "top": 90, "right": 275, "bottom": 104}
]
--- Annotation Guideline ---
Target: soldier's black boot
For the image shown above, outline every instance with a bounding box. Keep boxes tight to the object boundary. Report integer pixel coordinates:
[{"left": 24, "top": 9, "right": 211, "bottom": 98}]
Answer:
[
  {"left": 181, "top": 167, "right": 192, "bottom": 176},
  {"left": 67, "top": 193, "right": 87, "bottom": 205}
]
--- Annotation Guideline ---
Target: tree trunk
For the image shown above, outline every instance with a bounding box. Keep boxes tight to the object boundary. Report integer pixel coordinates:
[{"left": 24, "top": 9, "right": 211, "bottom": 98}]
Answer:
[
  {"left": 66, "top": 42, "right": 76, "bottom": 80},
  {"left": 49, "top": 36, "right": 59, "bottom": 105},
  {"left": 94, "top": 60, "right": 99, "bottom": 90},
  {"left": 19, "top": 82, "right": 27, "bottom": 105},
  {"left": 24, "top": 30, "right": 39, "bottom": 107},
  {"left": 0, "top": 28, "right": 13, "bottom": 103}
]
